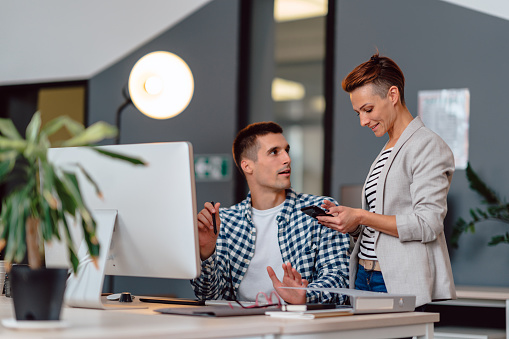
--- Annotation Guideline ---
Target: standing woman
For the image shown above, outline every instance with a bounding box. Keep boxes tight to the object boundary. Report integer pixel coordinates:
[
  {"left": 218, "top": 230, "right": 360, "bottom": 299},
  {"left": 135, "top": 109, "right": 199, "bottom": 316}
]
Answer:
[{"left": 317, "top": 53, "right": 456, "bottom": 308}]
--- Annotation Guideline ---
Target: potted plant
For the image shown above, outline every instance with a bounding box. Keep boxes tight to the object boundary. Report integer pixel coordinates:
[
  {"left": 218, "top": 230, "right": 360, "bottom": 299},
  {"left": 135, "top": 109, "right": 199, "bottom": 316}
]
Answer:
[
  {"left": 0, "top": 111, "right": 144, "bottom": 322},
  {"left": 450, "top": 162, "right": 509, "bottom": 248}
]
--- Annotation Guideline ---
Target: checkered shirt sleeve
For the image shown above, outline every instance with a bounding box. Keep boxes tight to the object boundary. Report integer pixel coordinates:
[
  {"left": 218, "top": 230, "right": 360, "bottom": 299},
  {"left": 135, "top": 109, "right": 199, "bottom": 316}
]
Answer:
[{"left": 191, "top": 189, "right": 350, "bottom": 304}]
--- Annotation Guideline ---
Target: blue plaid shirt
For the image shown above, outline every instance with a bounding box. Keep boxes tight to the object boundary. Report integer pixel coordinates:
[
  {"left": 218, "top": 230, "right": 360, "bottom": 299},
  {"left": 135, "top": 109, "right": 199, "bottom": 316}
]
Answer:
[{"left": 191, "top": 189, "right": 350, "bottom": 304}]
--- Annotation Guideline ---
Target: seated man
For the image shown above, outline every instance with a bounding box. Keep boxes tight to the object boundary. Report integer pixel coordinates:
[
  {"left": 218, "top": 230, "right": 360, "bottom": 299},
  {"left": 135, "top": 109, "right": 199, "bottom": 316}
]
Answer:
[{"left": 191, "top": 122, "right": 349, "bottom": 304}]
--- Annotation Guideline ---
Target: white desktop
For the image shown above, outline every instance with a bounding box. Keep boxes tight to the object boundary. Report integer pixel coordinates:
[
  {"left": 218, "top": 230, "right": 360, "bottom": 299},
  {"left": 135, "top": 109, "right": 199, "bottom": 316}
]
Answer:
[{"left": 45, "top": 142, "right": 200, "bottom": 309}]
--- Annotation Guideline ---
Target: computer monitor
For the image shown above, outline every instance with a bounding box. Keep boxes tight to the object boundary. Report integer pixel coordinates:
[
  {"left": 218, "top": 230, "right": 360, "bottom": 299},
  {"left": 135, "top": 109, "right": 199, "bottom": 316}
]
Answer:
[{"left": 45, "top": 142, "right": 200, "bottom": 309}]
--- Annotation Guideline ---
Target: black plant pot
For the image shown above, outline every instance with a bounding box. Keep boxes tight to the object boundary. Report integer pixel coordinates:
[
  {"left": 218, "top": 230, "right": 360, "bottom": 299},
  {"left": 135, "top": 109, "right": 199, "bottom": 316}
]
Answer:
[{"left": 10, "top": 265, "right": 68, "bottom": 321}]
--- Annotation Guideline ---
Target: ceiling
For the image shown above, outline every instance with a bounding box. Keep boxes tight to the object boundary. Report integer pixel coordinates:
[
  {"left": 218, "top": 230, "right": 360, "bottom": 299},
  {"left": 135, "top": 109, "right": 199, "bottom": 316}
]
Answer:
[
  {"left": 1, "top": 0, "right": 508, "bottom": 87},
  {"left": 0, "top": 0, "right": 211, "bottom": 86}
]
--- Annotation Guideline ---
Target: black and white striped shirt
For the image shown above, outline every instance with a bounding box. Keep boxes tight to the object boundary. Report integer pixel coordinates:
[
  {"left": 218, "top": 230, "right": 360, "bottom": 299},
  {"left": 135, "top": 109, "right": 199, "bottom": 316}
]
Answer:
[{"left": 358, "top": 147, "right": 393, "bottom": 261}]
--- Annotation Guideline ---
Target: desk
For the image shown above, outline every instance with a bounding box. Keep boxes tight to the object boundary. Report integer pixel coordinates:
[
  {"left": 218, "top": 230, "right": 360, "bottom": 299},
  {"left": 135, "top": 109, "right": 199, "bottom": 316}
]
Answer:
[
  {"left": 0, "top": 297, "right": 438, "bottom": 338},
  {"left": 431, "top": 286, "right": 509, "bottom": 339}
]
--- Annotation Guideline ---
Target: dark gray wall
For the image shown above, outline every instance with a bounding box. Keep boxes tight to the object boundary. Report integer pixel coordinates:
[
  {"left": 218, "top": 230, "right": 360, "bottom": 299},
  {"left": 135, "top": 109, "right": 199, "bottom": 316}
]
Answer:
[
  {"left": 333, "top": 0, "right": 509, "bottom": 287},
  {"left": 88, "top": 0, "right": 239, "bottom": 297},
  {"left": 247, "top": 0, "right": 275, "bottom": 125}
]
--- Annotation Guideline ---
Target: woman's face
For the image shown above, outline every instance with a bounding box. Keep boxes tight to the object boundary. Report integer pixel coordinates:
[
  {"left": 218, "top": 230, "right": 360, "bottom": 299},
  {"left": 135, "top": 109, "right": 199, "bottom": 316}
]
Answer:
[{"left": 349, "top": 84, "right": 397, "bottom": 138}]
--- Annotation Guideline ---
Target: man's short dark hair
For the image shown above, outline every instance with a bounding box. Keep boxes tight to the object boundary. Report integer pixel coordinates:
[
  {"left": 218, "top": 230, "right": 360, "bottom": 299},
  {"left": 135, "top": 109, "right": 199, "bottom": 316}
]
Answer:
[{"left": 232, "top": 121, "right": 283, "bottom": 174}]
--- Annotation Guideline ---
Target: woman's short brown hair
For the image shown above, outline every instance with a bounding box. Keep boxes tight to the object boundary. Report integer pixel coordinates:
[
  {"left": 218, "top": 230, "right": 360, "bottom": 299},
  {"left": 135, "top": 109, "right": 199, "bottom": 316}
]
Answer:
[{"left": 342, "top": 52, "right": 406, "bottom": 105}]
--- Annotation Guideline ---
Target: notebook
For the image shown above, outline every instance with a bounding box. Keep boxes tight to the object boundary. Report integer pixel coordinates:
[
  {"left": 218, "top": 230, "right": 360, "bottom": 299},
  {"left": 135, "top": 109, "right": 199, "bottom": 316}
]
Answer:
[
  {"left": 266, "top": 306, "right": 354, "bottom": 319},
  {"left": 155, "top": 305, "right": 280, "bottom": 317}
]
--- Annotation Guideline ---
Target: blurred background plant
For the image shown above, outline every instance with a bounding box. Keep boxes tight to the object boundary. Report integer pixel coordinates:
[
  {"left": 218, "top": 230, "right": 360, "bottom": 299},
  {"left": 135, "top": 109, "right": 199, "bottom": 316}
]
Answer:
[{"left": 451, "top": 162, "right": 509, "bottom": 248}]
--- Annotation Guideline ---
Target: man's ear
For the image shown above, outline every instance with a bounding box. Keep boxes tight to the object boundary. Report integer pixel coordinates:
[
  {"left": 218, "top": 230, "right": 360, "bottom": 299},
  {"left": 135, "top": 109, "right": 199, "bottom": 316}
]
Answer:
[
  {"left": 388, "top": 86, "right": 400, "bottom": 106},
  {"left": 241, "top": 159, "right": 254, "bottom": 175}
]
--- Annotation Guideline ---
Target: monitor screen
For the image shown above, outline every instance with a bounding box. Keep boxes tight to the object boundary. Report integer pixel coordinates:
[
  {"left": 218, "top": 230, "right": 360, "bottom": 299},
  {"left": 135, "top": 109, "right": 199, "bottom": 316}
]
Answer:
[{"left": 45, "top": 142, "right": 200, "bottom": 282}]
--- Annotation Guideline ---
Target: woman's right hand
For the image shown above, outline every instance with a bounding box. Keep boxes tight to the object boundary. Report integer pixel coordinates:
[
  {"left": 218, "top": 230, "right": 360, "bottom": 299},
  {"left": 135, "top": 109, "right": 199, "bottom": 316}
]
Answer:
[
  {"left": 317, "top": 200, "right": 362, "bottom": 234},
  {"left": 197, "top": 201, "right": 221, "bottom": 260}
]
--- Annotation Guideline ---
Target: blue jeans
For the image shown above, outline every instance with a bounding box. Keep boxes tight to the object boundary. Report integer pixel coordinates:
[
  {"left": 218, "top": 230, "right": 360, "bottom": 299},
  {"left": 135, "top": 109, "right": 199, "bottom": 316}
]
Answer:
[{"left": 355, "top": 264, "right": 387, "bottom": 292}]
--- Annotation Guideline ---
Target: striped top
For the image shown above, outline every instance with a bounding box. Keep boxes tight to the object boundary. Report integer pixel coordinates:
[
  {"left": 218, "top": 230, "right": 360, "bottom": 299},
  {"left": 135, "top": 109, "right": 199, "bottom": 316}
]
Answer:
[{"left": 358, "top": 147, "right": 393, "bottom": 261}]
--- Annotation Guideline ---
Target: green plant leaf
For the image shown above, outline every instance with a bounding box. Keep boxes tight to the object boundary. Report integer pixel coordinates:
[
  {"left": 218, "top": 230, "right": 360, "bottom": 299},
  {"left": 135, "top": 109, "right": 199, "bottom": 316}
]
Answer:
[
  {"left": 74, "top": 163, "right": 102, "bottom": 198},
  {"left": 466, "top": 162, "right": 499, "bottom": 205},
  {"left": 40, "top": 115, "right": 85, "bottom": 138},
  {"left": 0, "top": 137, "right": 27, "bottom": 152},
  {"left": 0, "top": 150, "right": 18, "bottom": 162},
  {"left": 69, "top": 247, "right": 79, "bottom": 274},
  {"left": 38, "top": 132, "right": 51, "bottom": 158},
  {"left": 25, "top": 111, "right": 42, "bottom": 144},
  {"left": 475, "top": 208, "right": 488, "bottom": 219},
  {"left": 0, "top": 158, "right": 16, "bottom": 182},
  {"left": 469, "top": 209, "right": 479, "bottom": 222},
  {"left": 59, "top": 171, "right": 94, "bottom": 232},
  {"left": 91, "top": 148, "right": 146, "bottom": 166},
  {"left": 40, "top": 162, "right": 58, "bottom": 208},
  {"left": 488, "top": 233, "right": 509, "bottom": 246},
  {"left": 81, "top": 218, "right": 99, "bottom": 258},
  {"left": 466, "top": 223, "right": 476, "bottom": 233},
  {"left": 59, "top": 122, "right": 117, "bottom": 147},
  {"left": 450, "top": 218, "right": 467, "bottom": 248},
  {"left": 0, "top": 118, "right": 23, "bottom": 140},
  {"left": 4, "top": 190, "right": 29, "bottom": 264},
  {"left": 59, "top": 212, "right": 80, "bottom": 273},
  {"left": 53, "top": 174, "right": 78, "bottom": 216},
  {"left": 40, "top": 199, "right": 58, "bottom": 241}
]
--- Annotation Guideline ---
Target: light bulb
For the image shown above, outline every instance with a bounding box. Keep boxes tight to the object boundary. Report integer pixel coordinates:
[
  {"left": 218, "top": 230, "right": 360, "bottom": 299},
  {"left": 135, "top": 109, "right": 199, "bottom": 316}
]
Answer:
[{"left": 144, "top": 76, "right": 163, "bottom": 95}]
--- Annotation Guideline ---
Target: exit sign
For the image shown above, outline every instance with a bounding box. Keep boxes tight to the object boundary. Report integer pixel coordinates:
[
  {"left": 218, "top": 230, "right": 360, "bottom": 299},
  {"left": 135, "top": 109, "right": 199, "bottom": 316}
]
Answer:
[{"left": 194, "top": 154, "right": 232, "bottom": 181}]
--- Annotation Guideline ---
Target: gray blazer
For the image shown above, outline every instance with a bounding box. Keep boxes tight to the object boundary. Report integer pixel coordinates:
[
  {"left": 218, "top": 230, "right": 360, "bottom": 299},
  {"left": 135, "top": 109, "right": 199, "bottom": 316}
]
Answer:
[{"left": 349, "top": 117, "right": 456, "bottom": 307}]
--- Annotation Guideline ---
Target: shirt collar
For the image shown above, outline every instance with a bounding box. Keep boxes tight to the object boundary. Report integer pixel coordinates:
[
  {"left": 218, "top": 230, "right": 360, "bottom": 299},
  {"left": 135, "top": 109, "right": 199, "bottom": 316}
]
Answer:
[{"left": 240, "top": 189, "right": 297, "bottom": 224}]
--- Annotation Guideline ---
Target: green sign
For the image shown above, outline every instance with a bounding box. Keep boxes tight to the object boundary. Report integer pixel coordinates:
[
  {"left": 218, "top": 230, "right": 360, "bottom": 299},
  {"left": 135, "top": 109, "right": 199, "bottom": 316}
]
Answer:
[{"left": 194, "top": 154, "right": 231, "bottom": 181}]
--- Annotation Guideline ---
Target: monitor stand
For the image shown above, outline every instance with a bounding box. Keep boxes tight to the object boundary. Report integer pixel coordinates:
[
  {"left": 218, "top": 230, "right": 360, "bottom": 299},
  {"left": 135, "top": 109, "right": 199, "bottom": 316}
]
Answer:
[{"left": 64, "top": 209, "right": 146, "bottom": 310}]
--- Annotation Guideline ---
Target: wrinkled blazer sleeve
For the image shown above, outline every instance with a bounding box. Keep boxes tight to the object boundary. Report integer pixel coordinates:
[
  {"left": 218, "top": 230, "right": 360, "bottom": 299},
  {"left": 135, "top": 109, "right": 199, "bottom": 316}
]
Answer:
[{"left": 389, "top": 129, "right": 455, "bottom": 243}]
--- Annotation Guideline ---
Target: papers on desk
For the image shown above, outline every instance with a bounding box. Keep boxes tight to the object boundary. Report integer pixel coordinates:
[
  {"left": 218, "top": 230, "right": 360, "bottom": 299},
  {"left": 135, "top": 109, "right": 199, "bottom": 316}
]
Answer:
[
  {"left": 266, "top": 307, "right": 354, "bottom": 319},
  {"left": 281, "top": 303, "right": 336, "bottom": 312}
]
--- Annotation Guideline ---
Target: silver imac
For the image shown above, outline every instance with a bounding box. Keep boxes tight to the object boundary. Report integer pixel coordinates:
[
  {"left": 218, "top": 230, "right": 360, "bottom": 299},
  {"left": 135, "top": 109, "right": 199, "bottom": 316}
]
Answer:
[{"left": 45, "top": 142, "right": 200, "bottom": 309}]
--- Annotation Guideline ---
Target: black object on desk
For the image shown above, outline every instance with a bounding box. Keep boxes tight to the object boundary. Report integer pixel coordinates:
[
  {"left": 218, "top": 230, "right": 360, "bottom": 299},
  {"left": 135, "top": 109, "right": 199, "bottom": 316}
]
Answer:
[
  {"left": 139, "top": 297, "right": 206, "bottom": 306},
  {"left": 119, "top": 292, "right": 134, "bottom": 302}
]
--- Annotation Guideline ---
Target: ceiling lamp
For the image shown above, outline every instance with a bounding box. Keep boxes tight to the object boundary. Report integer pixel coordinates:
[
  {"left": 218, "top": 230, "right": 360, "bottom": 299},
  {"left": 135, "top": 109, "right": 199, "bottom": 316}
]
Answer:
[
  {"left": 274, "top": 0, "right": 327, "bottom": 22},
  {"left": 128, "top": 51, "right": 194, "bottom": 120},
  {"left": 272, "top": 77, "right": 306, "bottom": 101}
]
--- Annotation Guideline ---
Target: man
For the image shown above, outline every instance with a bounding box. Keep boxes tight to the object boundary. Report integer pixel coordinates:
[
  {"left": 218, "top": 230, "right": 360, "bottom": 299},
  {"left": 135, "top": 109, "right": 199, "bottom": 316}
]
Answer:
[{"left": 191, "top": 122, "right": 349, "bottom": 304}]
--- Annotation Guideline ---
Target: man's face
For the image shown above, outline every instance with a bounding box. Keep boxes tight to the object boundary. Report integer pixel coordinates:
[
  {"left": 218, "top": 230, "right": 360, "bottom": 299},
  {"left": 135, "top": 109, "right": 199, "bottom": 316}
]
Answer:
[{"left": 243, "top": 133, "right": 292, "bottom": 193}]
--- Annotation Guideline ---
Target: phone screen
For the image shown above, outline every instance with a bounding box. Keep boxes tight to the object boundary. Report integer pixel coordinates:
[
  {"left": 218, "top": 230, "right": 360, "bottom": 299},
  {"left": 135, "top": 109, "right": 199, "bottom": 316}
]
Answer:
[{"left": 301, "top": 206, "right": 327, "bottom": 219}]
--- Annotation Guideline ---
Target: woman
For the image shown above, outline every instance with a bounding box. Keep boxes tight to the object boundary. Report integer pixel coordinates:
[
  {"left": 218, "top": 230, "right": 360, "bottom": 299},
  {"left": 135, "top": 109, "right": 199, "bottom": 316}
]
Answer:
[{"left": 317, "top": 53, "right": 456, "bottom": 308}]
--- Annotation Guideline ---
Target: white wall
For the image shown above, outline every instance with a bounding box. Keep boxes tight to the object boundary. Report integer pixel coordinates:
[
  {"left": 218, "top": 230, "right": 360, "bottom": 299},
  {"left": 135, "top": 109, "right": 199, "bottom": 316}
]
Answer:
[{"left": 441, "top": 0, "right": 509, "bottom": 21}]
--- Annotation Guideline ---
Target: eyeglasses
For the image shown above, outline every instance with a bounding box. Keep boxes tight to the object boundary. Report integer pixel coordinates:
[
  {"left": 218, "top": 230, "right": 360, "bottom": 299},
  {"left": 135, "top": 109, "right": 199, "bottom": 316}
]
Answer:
[{"left": 229, "top": 291, "right": 282, "bottom": 309}]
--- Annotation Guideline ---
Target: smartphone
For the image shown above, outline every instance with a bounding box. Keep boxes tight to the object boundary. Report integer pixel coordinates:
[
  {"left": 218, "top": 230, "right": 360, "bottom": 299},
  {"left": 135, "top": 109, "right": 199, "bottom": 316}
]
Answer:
[{"left": 301, "top": 205, "right": 328, "bottom": 219}]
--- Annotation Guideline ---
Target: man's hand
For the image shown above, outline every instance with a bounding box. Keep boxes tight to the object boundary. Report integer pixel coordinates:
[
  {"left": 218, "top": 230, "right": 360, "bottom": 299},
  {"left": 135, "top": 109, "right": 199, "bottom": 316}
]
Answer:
[
  {"left": 267, "top": 263, "right": 308, "bottom": 304},
  {"left": 197, "top": 201, "right": 221, "bottom": 260}
]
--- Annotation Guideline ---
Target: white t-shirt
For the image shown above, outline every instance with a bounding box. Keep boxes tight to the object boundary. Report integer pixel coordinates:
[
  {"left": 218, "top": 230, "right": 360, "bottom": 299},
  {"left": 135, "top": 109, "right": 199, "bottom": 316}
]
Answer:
[{"left": 237, "top": 203, "right": 285, "bottom": 302}]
